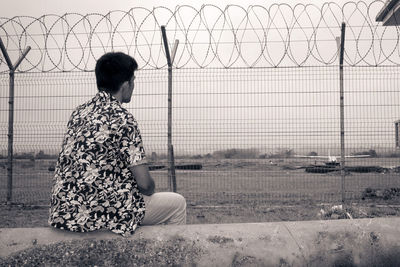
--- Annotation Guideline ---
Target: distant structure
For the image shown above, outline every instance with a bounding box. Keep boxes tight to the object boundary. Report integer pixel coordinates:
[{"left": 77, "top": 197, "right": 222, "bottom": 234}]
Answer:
[{"left": 376, "top": 0, "right": 400, "bottom": 26}]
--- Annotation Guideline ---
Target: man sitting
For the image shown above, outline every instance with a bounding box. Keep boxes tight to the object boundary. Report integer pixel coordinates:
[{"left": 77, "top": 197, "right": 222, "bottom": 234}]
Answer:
[{"left": 49, "top": 52, "right": 186, "bottom": 236}]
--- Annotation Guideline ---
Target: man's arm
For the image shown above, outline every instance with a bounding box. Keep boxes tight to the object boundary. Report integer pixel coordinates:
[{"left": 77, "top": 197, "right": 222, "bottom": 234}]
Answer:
[{"left": 129, "top": 164, "right": 155, "bottom": 196}]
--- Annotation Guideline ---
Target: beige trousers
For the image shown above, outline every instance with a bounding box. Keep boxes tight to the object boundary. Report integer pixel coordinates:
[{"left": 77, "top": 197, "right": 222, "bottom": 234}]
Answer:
[{"left": 141, "top": 192, "right": 186, "bottom": 225}]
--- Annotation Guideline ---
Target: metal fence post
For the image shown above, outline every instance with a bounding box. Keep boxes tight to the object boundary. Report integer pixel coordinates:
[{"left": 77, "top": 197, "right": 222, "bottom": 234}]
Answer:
[
  {"left": 0, "top": 37, "right": 31, "bottom": 204},
  {"left": 161, "top": 26, "right": 179, "bottom": 192},
  {"left": 338, "top": 23, "right": 346, "bottom": 203}
]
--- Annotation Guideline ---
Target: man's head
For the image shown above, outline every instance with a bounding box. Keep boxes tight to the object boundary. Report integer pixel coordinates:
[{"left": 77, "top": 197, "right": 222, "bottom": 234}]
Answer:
[{"left": 95, "top": 52, "right": 138, "bottom": 103}]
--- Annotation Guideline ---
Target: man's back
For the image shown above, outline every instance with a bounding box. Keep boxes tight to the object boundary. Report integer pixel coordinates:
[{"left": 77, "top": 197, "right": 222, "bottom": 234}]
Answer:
[{"left": 49, "top": 91, "right": 147, "bottom": 236}]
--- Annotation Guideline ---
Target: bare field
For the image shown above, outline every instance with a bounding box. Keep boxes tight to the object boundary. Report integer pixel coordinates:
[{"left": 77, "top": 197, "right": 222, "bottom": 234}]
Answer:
[
  {"left": 1, "top": 157, "right": 400, "bottom": 206},
  {"left": 1, "top": 157, "right": 400, "bottom": 227}
]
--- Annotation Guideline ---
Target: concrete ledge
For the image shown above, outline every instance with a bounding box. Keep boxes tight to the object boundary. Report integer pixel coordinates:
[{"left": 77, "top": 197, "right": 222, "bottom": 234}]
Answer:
[{"left": 1, "top": 218, "right": 400, "bottom": 266}]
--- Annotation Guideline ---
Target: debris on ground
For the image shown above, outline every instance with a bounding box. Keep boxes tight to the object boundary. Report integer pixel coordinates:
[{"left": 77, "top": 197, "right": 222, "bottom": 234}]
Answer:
[
  {"left": 318, "top": 205, "right": 353, "bottom": 220},
  {"left": 207, "top": 235, "right": 234, "bottom": 245},
  {"left": 305, "top": 165, "right": 389, "bottom": 174},
  {"left": 362, "top": 187, "right": 400, "bottom": 200}
]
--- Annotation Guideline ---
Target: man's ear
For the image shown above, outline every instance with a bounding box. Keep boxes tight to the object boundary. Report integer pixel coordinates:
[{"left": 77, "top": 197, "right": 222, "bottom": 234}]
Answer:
[{"left": 120, "top": 80, "right": 129, "bottom": 91}]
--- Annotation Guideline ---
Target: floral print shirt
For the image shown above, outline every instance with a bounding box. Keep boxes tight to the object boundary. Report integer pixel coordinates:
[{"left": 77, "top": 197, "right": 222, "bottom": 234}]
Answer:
[{"left": 49, "top": 91, "right": 147, "bottom": 236}]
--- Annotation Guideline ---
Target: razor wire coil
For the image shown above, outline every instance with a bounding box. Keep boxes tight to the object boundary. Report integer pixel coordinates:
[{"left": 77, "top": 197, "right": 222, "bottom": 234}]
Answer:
[{"left": 0, "top": 1, "right": 399, "bottom": 72}]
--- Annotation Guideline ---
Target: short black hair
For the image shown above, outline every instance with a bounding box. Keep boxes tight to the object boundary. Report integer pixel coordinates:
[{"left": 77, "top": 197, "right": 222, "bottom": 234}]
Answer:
[{"left": 95, "top": 52, "right": 138, "bottom": 94}]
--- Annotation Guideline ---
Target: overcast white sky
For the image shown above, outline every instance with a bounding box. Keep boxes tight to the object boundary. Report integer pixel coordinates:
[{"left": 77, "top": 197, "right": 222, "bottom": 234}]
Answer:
[{"left": 1, "top": 0, "right": 362, "bottom": 17}]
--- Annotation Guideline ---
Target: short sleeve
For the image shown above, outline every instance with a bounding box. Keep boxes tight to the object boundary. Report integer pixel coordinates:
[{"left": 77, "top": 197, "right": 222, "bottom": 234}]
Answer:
[{"left": 119, "top": 117, "right": 147, "bottom": 167}]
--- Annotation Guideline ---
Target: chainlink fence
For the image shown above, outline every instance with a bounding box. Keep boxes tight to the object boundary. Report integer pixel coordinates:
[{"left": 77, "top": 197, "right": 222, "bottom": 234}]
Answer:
[{"left": 1, "top": 2, "right": 400, "bottom": 213}]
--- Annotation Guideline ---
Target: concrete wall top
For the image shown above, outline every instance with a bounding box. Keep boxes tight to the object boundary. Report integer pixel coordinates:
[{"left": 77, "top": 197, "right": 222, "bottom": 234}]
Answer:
[{"left": 1, "top": 218, "right": 400, "bottom": 266}]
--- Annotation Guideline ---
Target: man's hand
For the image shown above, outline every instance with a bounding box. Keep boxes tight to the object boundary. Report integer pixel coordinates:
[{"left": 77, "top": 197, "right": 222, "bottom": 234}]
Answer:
[{"left": 129, "top": 164, "right": 155, "bottom": 196}]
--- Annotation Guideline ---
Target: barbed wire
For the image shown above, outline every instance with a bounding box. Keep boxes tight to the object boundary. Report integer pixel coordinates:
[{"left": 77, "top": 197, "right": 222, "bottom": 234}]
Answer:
[{"left": 0, "top": 1, "right": 399, "bottom": 72}]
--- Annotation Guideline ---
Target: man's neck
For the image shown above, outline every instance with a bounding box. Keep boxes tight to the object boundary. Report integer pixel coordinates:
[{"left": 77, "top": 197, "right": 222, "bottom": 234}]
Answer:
[
  {"left": 99, "top": 89, "right": 123, "bottom": 104},
  {"left": 112, "top": 91, "right": 123, "bottom": 104}
]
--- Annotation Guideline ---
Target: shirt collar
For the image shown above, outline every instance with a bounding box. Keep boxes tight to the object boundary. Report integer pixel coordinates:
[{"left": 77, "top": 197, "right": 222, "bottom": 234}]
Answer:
[{"left": 97, "top": 91, "right": 120, "bottom": 105}]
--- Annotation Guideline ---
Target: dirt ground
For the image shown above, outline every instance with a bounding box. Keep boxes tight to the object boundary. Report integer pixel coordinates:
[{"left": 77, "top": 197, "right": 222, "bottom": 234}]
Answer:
[
  {"left": 1, "top": 157, "right": 400, "bottom": 227},
  {"left": 2, "top": 157, "right": 400, "bottom": 206}
]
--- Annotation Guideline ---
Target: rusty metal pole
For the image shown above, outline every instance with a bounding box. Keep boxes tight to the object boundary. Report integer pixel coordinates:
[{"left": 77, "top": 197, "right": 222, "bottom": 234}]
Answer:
[
  {"left": 161, "top": 26, "right": 179, "bottom": 192},
  {"left": 338, "top": 23, "right": 346, "bottom": 203},
  {"left": 0, "top": 37, "right": 31, "bottom": 204}
]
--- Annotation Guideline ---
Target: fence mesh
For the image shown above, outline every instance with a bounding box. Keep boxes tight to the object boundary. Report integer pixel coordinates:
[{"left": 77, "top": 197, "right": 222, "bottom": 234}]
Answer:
[
  {"left": 1, "top": 66, "right": 399, "bottom": 207},
  {"left": 1, "top": 1, "right": 400, "bottom": 213}
]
